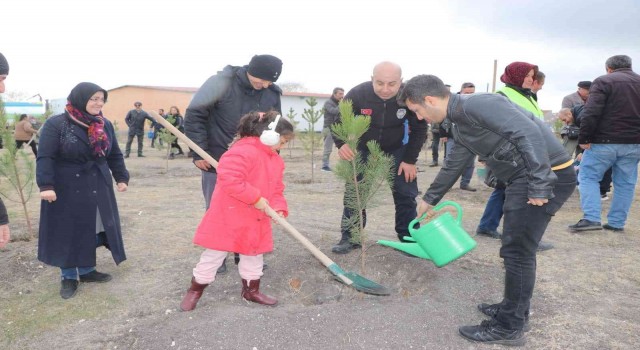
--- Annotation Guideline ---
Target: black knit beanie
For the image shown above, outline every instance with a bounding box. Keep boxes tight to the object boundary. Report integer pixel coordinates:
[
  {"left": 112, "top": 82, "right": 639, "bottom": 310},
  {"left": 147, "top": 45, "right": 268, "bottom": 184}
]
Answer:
[
  {"left": 0, "top": 53, "right": 9, "bottom": 75},
  {"left": 248, "top": 54, "right": 282, "bottom": 82}
]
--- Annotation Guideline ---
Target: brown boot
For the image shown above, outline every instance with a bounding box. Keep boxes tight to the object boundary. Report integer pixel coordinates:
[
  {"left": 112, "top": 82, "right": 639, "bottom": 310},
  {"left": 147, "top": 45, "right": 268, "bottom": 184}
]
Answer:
[
  {"left": 180, "top": 277, "right": 209, "bottom": 311},
  {"left": 241, "top": 279, "right": 277, "bottom": 306}
]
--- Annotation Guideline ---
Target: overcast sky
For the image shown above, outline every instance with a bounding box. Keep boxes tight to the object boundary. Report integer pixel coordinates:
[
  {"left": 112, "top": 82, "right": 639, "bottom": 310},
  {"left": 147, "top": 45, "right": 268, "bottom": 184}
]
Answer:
[{"left": 3, "top": 0, "right": 639, "bottom": 112}]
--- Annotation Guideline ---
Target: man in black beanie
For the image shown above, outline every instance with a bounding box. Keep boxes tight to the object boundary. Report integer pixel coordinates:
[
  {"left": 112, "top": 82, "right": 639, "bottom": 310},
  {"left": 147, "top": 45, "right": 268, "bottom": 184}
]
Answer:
[
  {"left": 0, "top": 52, "right": 9, "bottom": 93},
  {"left": 184, "top": 54, "right": 282, "bottom": 274},
  {"left": 0, "top": 52, "right": 11, "bottom": 249}
]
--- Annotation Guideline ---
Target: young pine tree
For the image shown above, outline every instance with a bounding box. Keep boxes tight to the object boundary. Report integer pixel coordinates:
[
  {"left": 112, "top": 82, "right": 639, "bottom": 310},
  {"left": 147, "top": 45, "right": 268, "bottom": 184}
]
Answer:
[
  {"left": 285, "top": 107, "right": 299, "bottom": 158},
  {"left": 331, "top": 99, "right": 394, "bottom": 272},
  {"left": 300, "top": 97, "right": 323, "bottom": 182},
  {"left": 0, "top": 97, "right": 36, "bottom": 240}
]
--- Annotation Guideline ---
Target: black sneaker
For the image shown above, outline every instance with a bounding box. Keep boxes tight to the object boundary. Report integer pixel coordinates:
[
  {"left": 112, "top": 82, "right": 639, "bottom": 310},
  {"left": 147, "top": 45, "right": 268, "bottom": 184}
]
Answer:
[
  {"left": 603, "top": 224, "right": 624, "bottom": 232},
  {"left": 331, "top": 239, "right": 361, "bottom": 254},
  {"left": 478, "top": 303, "right": 531, "bottom": 332},
  {"left": 568, "top": 219, "right": 602, "bottom": 232},
  {"left": 459, "top": 319, "right": 525, "bottom": 346},
  {"left": 428, "top": 161, "right": 439, "bottom": 167},
  {"left": 60, "top": 279, "right": 79, "bottom": 299},
  {"left": 321, "top": 166, "right": 332, "bottom": 172},
  {"left": 476, "top": 228, "right": 501, "bottom": 239},
  {"left": 460, "top": 184, "right": 477, "bottom": 192},
  {"left": 537, "top": 240, "right": 554, "bottom": 252},
  {"left": 79, "top": 270, "right": 112, "bottom": 283}
]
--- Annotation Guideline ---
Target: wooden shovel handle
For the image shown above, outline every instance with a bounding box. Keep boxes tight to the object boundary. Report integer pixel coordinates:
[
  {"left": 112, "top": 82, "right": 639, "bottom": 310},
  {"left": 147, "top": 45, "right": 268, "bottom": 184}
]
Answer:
[{"left": 148, "top": 111, "right": 336, "bottom": 268}]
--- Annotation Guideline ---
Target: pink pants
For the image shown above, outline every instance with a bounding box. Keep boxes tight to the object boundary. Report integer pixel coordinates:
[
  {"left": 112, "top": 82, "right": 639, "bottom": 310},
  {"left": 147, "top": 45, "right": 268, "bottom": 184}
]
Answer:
[{"left": 192, "top": 249, "right": 264, "bottom": 284}]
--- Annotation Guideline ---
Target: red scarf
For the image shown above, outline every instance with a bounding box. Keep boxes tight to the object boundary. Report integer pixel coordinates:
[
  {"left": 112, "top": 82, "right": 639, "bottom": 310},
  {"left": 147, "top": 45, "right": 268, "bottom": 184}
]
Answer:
[{"left": 65, "top": 103, "right": 109, "bottom": 157}]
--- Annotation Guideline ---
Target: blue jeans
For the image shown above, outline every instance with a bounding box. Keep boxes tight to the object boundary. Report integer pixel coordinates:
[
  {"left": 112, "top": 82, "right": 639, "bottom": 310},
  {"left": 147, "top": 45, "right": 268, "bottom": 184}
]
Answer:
[
  {"left": 578, "top": 144, "right": 640, "bottom": 228},
  {"left": 60, "top": 233, "right": 107, "bottom": 280},
  {"left": 477, "top": 187, "right": 505, "bottom": 231},
  {"left": 340, "top": 146, "right": 419, "bottom": 242},
  {"left": 444, "top": 139, "right": 475, "bottom": 186},
  {"left": 497, "top": 166, "right": 576, "bottom": 330}
]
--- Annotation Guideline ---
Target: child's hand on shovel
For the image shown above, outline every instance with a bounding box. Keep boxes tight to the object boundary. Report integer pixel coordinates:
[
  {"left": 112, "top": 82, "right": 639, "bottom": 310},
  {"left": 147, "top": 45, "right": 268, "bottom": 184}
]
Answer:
[{"left": 254, "top": 197, "right": 269, "bottom": 212}]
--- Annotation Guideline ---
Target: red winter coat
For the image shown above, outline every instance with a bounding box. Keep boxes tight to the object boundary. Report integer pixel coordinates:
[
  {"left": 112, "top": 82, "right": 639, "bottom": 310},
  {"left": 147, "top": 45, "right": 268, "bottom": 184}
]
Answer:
[{"left": 193, "top": 137, "right": 288, "bottom": 255}]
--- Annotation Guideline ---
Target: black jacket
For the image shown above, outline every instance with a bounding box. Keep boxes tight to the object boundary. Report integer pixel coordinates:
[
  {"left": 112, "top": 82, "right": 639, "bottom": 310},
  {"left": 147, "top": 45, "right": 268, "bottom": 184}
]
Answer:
[
  {"left": 125, "top": 109, "right": 154, "bottom": 136},
  {"left": 579, "top": 68, "right": 640, "bottom": 144},
  {"left": 334, "top": 81, "right": 427, "bottom": 164},
  {"left": 184, "top": 65, "right": 282, "bottom": 171},
  {"left": 423, "top": 93, "right": 571, "bottom": 205}
]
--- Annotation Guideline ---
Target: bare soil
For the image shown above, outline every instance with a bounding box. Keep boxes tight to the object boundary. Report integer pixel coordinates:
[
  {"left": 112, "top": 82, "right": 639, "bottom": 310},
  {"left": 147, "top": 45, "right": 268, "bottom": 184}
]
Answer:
[{"left": 1, "top": 140, "right": 639, "bottom": 350}]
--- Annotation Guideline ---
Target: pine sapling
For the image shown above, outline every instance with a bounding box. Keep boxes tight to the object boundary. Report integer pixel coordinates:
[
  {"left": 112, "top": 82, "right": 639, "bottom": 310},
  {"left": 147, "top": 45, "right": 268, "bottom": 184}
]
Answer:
[
  {"left": 0, "top": 98, "right": 36, "bottom": 240},
  {"left": 331, "top": 99, "right": 394, "bottom": 272}
]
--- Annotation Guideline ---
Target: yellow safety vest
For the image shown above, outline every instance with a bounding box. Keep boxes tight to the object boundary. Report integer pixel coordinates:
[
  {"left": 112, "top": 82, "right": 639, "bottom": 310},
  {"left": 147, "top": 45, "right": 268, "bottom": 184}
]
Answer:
[{"left": 497, "top": 86, "right": 544, "bottom": 119}]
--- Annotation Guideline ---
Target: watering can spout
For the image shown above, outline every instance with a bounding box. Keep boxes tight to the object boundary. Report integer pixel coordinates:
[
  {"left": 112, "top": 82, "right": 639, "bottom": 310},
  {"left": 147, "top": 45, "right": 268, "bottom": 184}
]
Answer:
[{"left": 377, "top": 240, "right": 431, "bottom": 260}]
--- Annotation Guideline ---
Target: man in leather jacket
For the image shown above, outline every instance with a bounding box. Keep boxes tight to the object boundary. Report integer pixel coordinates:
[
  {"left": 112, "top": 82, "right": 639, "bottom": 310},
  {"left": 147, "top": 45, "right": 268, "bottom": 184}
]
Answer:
[{"left": 398, "top": 74, "right": 576, "bottom": 346}]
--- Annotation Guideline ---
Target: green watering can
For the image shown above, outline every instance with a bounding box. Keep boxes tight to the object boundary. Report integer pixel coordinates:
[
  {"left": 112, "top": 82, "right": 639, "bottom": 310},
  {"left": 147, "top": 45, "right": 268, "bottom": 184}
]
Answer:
[{"left": 377, "top": 201, "right": 477, "bottom": 267}]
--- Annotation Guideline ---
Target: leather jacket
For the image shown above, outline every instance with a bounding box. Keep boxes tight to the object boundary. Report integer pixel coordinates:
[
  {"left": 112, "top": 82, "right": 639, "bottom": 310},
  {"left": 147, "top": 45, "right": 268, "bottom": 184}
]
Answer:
[{"left": 423, "top": 93, "right": 571, "bottom": 205}]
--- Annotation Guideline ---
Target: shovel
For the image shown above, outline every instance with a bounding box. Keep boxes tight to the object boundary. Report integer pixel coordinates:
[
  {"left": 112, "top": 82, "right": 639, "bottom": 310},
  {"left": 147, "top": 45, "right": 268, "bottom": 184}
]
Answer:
[{"left": 149, "top": 111, "right": 390, "bottom": 296}]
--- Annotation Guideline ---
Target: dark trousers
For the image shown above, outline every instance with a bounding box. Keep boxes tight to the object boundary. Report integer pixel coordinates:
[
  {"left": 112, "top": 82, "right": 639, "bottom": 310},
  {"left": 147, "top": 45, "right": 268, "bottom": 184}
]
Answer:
[
  {"left": 495, "top": 166, "right": 576, "bottom": 330},
  {"left": 151, "top": 130, "right": 163, "bottom": 147},
  {"left": 16, "top": 140, "right": 37, "bottom": 156},
  {"left": 125, "top": 133, "right": 144, "bottom": 155},
  {"left": 477, "top": 187, "right": 505, "bottom": 231},
  {"left": 340, "top": 146, "right": 419, "bottom": 242},
  {"left": 430, "top": 133, "right": 441, "bottom": 162}
]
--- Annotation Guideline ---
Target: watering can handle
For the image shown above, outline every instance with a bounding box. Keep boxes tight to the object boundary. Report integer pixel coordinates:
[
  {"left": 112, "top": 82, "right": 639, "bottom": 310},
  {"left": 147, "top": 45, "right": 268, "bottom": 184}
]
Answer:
[{"left": 409, "top": 200, "right": 463, "bottom": 233}]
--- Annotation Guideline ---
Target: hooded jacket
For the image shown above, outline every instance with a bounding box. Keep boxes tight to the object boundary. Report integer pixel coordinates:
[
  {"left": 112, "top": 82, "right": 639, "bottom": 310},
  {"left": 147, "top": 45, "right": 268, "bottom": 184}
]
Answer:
[
  {"left": 185, "top": 65, "right": 282, "bottom": 171},
  {"left": 423, "top": 93, "right": 571, "bottom": 205}
]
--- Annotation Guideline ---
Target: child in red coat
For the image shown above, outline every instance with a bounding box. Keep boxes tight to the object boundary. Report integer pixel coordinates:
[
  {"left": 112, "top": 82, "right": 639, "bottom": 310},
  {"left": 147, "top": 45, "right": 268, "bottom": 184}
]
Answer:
[{"left": 180, "top": 111, "right": 294, "bottom": 311}]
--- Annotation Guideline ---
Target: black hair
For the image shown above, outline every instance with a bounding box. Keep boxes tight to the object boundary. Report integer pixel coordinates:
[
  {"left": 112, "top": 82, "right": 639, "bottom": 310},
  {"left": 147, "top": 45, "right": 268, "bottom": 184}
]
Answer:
[
  {"left": 236, "top": 110, "right": 294, "bottom": 139},
  {"left": 397, "top": 75, "right": 449, "bottom": 106},
  {"left": 332, "top": 87, "right": 344, "bottom": 95},
  {"left": 19, "top": 114, "right": 28, "bottom": 121}
]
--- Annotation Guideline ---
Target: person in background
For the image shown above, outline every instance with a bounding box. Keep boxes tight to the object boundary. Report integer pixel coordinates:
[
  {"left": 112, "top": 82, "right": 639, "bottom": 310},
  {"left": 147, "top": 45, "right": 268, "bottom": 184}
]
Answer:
[
  {"left": 180, "top": 111, "right": 294, "bottom": 311},
  {"left": 331, "top": 61, "right": 427, "bottom": 254},
  {"left": 321, "top": 87, "right": 344, "bottom": 172},
  {"left": 15, "top": 114, "right": 38, "bottom": 156},
  {"left": 37, "top": 82, "right": 129, "bottom": 299},
  {"left": 531, "top": 71, "right": 545, "bottom": 100},
  {"left": 0, "top": 52, "right": 11, "bottom": 249},
  {"left": 475, "top": 62, "right": 554, "bottom": 251},
  {"left": 167, "top": 106, "right": 185, "bottom": 159},
  {"left": 562, "top": 81, "right": 591, "bottom": 108},
  {"left": 441, "top": 82, "right": 477, "bottom": 192},
  {"left": 151, "top": 108, "right": 165, "bottom": 148},
  {"left": 399, "top": 74, "right": 575, "bottom": 346},
  {"left": 124, "top": 101, "right": 154, "bottom": 158},
  {"left": 569, "top": 54, "right": 640, "bottom": 232},
  {"left": 184, "top": 54, "right": 283, "bottom": 273}
]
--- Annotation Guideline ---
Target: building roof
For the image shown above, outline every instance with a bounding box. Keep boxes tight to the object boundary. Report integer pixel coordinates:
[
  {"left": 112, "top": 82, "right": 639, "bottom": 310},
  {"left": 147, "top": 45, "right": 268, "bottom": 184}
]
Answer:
[{"left": 107, "top": 85, "right": 330, "bottom": 98}]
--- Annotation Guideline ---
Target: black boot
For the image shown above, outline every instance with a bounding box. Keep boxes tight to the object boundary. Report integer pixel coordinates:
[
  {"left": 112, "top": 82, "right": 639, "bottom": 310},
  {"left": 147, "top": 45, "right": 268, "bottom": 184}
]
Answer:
[
  {"left": 478, "top": 303, "right": 530, "bottom": 332},
  {"left": 217, "top": 259, "right": 227, "bottom": 274}
]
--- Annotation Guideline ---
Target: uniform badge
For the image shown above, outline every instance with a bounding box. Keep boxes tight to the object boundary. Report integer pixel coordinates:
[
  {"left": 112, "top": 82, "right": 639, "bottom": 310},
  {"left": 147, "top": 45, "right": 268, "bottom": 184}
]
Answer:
[
  {"left": 360, "top": 109, "right": 373, "bottom": 116},
  {"left": 397, "top": 108, "right": 407, "bottom": 119}
]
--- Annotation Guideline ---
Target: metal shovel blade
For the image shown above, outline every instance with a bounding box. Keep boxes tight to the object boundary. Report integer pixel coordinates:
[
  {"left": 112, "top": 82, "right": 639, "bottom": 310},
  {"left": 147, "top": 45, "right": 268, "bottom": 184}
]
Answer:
[{"left": 329, "top": 264, "right": 391, "bottom": 296}]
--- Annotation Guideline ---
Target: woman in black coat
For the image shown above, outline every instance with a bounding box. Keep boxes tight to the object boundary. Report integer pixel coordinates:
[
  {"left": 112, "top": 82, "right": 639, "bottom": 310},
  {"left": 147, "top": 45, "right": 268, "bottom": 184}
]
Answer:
[{"left": 37, "top": 82, "right": 130, "bottom": 299}]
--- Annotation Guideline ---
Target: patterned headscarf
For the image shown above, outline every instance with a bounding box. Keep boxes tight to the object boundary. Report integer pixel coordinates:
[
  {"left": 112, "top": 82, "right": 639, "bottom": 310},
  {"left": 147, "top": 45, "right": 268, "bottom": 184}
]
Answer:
[
  {"left": 500, "top": 62, "right": 538, "bottom": 88},
  {"left": 65, "top": 82, "right": 110, "bottom": 157}
]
